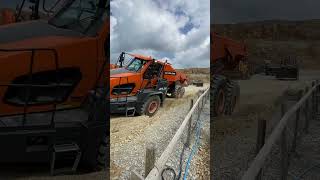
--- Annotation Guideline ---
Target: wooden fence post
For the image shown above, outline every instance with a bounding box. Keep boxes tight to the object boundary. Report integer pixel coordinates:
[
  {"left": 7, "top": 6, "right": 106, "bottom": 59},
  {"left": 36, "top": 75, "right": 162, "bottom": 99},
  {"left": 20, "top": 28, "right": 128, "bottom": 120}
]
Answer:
[
  {"left": 198, "top": 99, "right": 201, "bottom": 120},
  {"left": 186, "top": 99, "right": 194, "bottom": 147},
  {"left": 316, "top": 80, "right": 320, "bottom": 118},
  {"left": 312, "top": 81, "right": 315, "bottom": 120},
  {"left": 280, "top": 129, "right": 288, "bottom": 180},
  {"left": 145, "top": 143, "right": 156, "bottom": 178},
  {"left": 280, "top": 103, "right": 288, "bottom": 180},
  {"left": 255, "top": 119, "right": 266, "bottom": 180},
  {"left": 292, "top": 90, "right": 302, "bottom": 153},
  {"left": 304, "top": 87, "right": 310, "bottom": 133},
  {"left": 316, "top": 80, "right": 319, "bottom": 117}
]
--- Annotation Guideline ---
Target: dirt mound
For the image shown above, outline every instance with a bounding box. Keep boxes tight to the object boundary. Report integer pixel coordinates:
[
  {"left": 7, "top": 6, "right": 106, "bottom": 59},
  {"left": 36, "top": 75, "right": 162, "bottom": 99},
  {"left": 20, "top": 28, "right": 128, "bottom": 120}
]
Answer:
[
  {"left": 177, "top": 68, "right": 210, "bottom": 74},
  {"left": 178, "top": 68, "right": 210, "bottom": 83}
]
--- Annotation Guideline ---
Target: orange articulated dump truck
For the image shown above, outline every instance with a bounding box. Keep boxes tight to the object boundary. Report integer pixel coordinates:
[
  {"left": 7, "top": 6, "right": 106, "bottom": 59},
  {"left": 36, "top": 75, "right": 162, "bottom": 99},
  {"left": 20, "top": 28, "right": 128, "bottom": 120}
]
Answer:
[
  {"left": 0, "top": 0, "right": 109, "bottom": 175},
  {"left": 211, "top": 32, "right": 249, "bottom": 117},
  {"left": 110, "top": 52, "right": 188, "bottom": 117}
]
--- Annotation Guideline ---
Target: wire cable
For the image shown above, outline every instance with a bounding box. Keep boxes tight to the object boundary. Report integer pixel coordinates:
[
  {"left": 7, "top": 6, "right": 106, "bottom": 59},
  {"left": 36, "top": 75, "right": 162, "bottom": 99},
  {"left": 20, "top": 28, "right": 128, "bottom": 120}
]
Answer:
[{"left": 183, "top": 111, "right": 203, "bottom": 180}]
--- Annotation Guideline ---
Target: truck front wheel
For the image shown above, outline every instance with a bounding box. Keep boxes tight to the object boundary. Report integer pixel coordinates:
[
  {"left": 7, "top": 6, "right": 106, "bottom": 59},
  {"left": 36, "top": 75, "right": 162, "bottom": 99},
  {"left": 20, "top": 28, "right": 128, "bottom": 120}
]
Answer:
[
  {"left": 137, "top": 95, "right": 161, "bottom": 117},
  {"left": 211, "top": 75, "right": 227, "bottom": 117}
]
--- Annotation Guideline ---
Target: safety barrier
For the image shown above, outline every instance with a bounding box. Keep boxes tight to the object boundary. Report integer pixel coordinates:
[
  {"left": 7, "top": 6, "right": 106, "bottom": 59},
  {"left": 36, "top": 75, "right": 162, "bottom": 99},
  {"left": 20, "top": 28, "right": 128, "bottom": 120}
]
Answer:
[{"left": 241, "top": 80, "right": 320, "bottom": 180}]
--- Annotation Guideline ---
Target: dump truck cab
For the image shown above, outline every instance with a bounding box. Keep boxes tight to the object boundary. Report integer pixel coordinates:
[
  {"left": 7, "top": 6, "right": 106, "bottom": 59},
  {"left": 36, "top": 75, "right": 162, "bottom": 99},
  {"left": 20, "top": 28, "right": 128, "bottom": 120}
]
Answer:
[
  {"left": 0, "top": 0, "right": 109, "bottom": 175},
  {"left": 110, "top": 52, "right": 187, "bottom": 117}
]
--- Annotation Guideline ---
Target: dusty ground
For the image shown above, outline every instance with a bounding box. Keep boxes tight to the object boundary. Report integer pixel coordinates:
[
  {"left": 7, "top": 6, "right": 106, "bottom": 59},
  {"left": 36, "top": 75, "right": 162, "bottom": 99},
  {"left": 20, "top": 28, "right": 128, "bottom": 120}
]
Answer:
[
  {"left": 212, "top": 70, "right": 320, "bottom": 179},
  {"left": 110, "top": 83, "right": 210, "bottom": 179},
  {"left": 288, "top": 113, "right": 320, "bottom": 179}
]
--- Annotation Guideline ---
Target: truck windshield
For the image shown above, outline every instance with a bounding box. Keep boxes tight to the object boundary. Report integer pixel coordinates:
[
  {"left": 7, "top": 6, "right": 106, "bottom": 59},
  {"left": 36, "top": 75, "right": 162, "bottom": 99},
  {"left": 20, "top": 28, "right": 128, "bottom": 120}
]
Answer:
[
  {"left": 48, "top": 0, "right": 107, "bottom": 34},
  {"left": 126, "top": 58, "right": 148, "bottom": 72}
]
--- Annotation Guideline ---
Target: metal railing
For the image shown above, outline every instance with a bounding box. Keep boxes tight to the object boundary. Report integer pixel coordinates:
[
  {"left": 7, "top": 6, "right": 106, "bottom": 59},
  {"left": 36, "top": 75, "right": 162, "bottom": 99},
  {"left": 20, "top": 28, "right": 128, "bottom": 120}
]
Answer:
[{"left": 241, "top": 80, "right": 319, "bottom": 180}]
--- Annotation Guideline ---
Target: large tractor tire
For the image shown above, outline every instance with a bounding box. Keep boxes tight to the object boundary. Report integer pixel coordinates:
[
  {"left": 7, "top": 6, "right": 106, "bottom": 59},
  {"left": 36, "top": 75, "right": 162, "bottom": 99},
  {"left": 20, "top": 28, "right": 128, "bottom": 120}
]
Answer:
[
  {"left": 95, "top": 136, "right": 109, "bottom": 171},
  {"left": 225, "top": 81, "right": 240, "bottom": 115},
  {"left": 81, "top": 90, "right": 109, "bottom": 171},
  {"left": 137, "top": 95, "right": 161, "bottom": 117},
  {"left": 211, "top": 75, "right": 228, "bottom": 117},
  {"left": 82, "top": 135, "right": 109, "bottom": 171},
  {"left": 171, "top": 82, "right": 185, "bottom": 98}
]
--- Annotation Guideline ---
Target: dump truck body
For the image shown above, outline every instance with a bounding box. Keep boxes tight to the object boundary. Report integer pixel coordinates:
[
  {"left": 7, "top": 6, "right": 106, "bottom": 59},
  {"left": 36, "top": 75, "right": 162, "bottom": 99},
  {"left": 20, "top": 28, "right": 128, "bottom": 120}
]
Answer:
[
  {"left": 212, "top": 32, "right": 250, "bottom": 79},
  {"left": 211, "top": 32, "right": 247, "bottom": 116}
]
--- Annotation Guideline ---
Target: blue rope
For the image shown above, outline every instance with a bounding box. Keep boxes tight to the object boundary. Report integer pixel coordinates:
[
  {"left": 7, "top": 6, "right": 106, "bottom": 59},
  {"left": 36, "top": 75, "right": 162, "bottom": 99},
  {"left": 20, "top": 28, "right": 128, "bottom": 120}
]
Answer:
[{"left": 183, "top": 116, "right": 203, "bottom": 180}]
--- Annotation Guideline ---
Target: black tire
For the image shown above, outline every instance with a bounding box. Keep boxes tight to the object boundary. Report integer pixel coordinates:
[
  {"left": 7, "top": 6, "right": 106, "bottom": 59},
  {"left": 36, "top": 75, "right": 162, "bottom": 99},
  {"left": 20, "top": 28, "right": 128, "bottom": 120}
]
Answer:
[
  {"left": 95, "top": 136, "right": 109, "bottom": 171},
  {"left": 82, "top": 135, "right": 109, "bottom": 171},
  {"left": 211, "top": 75, "right": 227, "bottom": 117},
  {"left": 178, "top": 86, "right": 185, "bottom": 98},
  {"left": 80, "top": 90, "right": 109, "bottom": 171},
  {"left": 137, "top": 95, "right": 161, "bottom": 117},
  {"left": 225, "top": 81, "right": 240, "bottom": 115},
  {"left": 295, "top": 68, "right": 299, "bottom": 80},
  {"left": 171, "top": 82, "right": 185, "bottom": 98}
]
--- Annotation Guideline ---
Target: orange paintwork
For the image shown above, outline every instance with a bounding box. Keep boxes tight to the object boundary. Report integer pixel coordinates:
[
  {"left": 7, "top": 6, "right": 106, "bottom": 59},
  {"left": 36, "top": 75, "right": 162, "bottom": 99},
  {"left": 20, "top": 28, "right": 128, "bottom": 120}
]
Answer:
[
  {"left": 110, "top": 64, "right": 118, "bottom": 69},
  {"left": 110, "top": 54, "right": 188, "bottom": 99},
  {"left": 0, "top": 15, "right": 109, "bottom": 116}
]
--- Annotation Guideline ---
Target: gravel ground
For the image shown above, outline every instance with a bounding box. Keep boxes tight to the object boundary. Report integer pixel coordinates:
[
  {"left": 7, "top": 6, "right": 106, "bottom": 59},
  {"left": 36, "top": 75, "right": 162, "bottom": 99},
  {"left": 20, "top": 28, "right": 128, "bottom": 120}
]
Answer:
[
  {"left": 211, "top": 70, "right": 320, "bottom": 180},
  {"left": 110, "top": 83, "right": 210, "bottom": 179},
  {"left": 0, "top": 167, "right": 108, "bottom": 180},
  {"left": 287, "top": 107, "right": 320, "bottom": 179},
  {"left": 164, "top": 99, "right": 210, "bottom": 180}
]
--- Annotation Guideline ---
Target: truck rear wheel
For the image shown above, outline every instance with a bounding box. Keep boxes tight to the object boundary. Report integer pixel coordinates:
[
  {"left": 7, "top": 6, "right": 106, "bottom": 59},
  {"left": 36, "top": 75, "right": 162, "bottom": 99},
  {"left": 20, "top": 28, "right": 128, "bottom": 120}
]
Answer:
[
  {"left": 176, "top": 86, "right": 185, "bottom": 98},
  {"left": 171, "top": 82, "right": 185, "bottom": 98},
  {"left": 81, "top": 135, "right": 109, "bottom": 171},
  {"left": 211, "top": 75, "right": 227, "bottom": 117},
  {"left": 95, "top": 136, "right": 109, "bottom": 171},
  {"left": 137, "top": 95, "right": 161, "bottom": 117},
  {"left": 225, "top": 81, "right": 240, "bottom": 115},
  {"left": 81, "top": 90, "right": 109, "bottom": 171}
]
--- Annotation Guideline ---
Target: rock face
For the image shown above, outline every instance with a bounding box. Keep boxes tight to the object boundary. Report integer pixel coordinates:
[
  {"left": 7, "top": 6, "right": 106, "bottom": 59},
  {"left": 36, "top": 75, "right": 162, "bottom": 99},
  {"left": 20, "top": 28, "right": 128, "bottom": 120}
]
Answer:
[
  {"left": 177, "top": 68, "right": 210, "bottom": 74},
  {"left": 213, "top": 20, "right": 320, "bottom": 41},
  {"left": 212, "top": 20, "right": 320, "bottom": 69}
]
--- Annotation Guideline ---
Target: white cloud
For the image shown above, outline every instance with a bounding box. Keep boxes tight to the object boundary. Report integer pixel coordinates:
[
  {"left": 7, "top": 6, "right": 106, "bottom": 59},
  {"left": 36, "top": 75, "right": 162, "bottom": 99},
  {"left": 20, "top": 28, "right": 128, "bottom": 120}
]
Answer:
[{"left": 110, "top": 0, "right": 210, "bottom": 68}]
